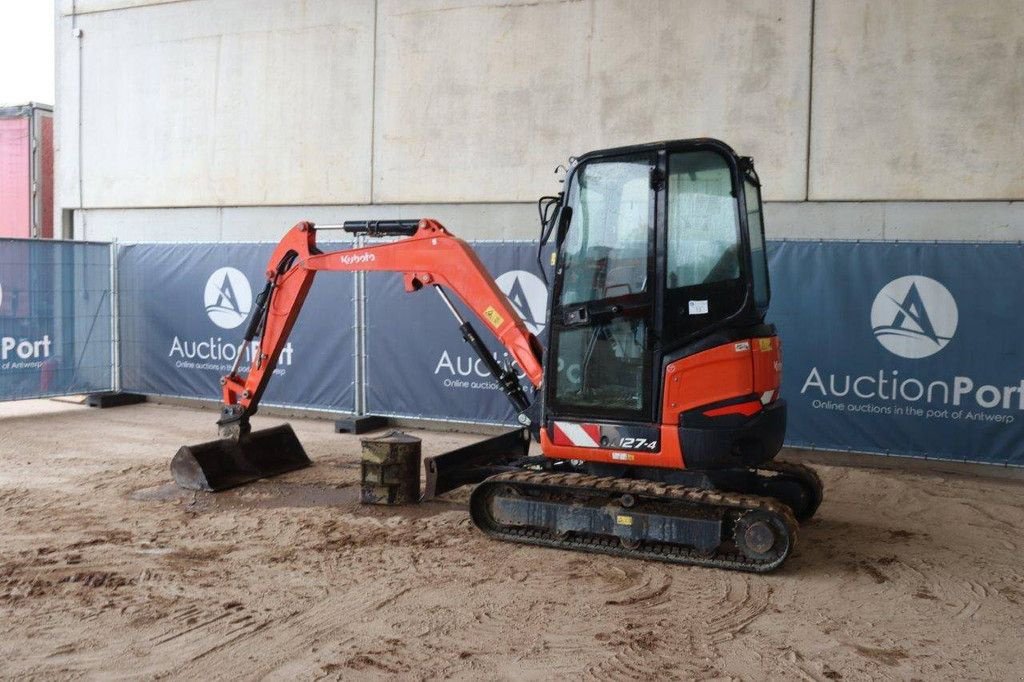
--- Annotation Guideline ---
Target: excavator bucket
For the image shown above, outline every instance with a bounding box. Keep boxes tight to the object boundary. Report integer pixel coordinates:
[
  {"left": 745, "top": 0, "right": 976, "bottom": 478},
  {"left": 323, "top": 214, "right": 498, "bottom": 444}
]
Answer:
[{"left": 171, "top": 424, "right": 311, "bottom": 492}]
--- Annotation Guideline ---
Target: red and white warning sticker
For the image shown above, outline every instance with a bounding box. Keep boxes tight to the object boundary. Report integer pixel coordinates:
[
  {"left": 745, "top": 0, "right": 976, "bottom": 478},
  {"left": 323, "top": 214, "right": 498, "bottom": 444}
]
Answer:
[{"left": 551, "top": 421, "right": 601, "bottom": 448}]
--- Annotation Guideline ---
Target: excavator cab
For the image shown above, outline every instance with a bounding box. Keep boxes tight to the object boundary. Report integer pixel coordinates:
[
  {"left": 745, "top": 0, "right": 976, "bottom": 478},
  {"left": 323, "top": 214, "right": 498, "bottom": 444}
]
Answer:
[
  {"left": 466, "top": 140, "right": 819, "bottom": 571},
  {"left": 538, "top": 140, "right": 785, "bottom": 474}
]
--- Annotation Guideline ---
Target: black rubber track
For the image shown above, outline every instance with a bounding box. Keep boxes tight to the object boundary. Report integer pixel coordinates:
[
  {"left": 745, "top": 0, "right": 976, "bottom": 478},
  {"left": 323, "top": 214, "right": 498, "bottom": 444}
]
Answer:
[{"left": 470, "top": 471, "right": 799, "bottom": 573}]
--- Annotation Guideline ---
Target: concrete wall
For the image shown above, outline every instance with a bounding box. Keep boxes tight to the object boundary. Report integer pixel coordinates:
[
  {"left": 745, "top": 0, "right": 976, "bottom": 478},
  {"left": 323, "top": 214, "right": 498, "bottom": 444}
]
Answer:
[
  {"left": 59, "top": 0, "right": 374, "bottom": 208},
  {"left": 374, "top": 0, "right": 810, "bottom": 202},
  {"left": 811, "top": 0, "right": 1024, "bottom": 201},
  {"left": 55, "top": 0, "right": 1024, "bottom": 242},
  {"left": 71, "top": 200, "right": 1024, "bottom": 243}
]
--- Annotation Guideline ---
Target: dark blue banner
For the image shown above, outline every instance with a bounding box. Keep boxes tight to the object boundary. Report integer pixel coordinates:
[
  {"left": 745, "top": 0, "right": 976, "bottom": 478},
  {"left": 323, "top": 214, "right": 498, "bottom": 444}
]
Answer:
[
  {"left": 118, "top": 242, "right": 356, "bottom": 412},
  {"left": 770, "top": 241, "right": 1024, "bottom": 466},
  {"left": 0, "top": 239, "right": 113, "bottom": 400},
  {"left": 112, "top": 237, "right": 1024, "bottom": 467}
]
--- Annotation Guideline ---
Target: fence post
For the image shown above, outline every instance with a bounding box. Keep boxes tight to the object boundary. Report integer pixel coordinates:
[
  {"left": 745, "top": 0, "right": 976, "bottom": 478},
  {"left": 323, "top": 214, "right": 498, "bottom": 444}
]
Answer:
[
  {"left": 353, "top": 234, "right": 367, "bottom": 415},
  {"left": 109, "top": 239, "right": 120, "bottom": 392}
]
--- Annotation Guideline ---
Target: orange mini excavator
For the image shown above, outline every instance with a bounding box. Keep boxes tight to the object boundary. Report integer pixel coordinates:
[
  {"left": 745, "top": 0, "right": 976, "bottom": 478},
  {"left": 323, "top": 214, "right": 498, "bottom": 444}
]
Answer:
[{"left": 173, "top": 139, "right": 822, "bottom": 572}]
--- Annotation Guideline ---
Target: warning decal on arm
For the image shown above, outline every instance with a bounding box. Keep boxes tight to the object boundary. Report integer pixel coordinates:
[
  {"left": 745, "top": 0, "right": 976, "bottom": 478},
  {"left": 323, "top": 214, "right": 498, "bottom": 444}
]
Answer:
[{"left": 483, "top": 306, "right": 504, "bottom": 329}]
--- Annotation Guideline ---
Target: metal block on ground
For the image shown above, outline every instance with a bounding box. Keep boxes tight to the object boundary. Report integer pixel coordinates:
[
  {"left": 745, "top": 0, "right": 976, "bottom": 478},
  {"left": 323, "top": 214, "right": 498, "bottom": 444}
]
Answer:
[
  {"left": 86, "top": 392, "right": 146, "bottom": 408},
  {"left": 360, "top": 431, "right": 421, "bottom": 505},
  {"left": 335, "top": 414, "right": 389, "bottom": 434}
]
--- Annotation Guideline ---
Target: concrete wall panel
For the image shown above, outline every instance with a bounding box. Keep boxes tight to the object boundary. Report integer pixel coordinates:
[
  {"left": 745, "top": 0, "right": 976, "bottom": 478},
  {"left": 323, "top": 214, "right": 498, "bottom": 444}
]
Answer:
[
  {"left": 811, "top": 0, "right": 1024, "bottom": 200},
  {"left": 78, "top": 207, "right": 219, "bottom": 242},
  {"left": 55, "top": 11, "right": 80, "bottom": 209},
  {"left": 74, "top": 0, "right": 374, "bottom": 208},
  {"left": 374, "top": 0, "right": 811, "bottom": 203},
  {"left": 76, "top": 202, "right": 540, "bottom": 242},
  {"left": 219, "top": 203, "right": 537, "bottom": 241},
  {"left": 77, "top": 200, "right": 1024, "bottom": 243},
  {"left": 880, "top": 201, "right": 1024, "bottom": 241},
  {"left": 55, "top": 0, "right": 1024, "bottom": 243},
  {"left": 59, "top": 0, "right": 186, "bottom": 15},
  {"left": 764, "top": 202, "right": 886, "bottom": 240},
  {"left": 765, "top": 201, "right": 1024, "bottom": 241}
]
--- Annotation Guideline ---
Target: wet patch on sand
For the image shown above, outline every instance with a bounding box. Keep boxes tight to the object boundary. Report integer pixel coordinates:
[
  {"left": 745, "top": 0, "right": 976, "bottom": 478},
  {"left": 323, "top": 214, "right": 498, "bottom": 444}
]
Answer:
[{"left": 130, "top": 480, "right": 452, "bottom": 519}]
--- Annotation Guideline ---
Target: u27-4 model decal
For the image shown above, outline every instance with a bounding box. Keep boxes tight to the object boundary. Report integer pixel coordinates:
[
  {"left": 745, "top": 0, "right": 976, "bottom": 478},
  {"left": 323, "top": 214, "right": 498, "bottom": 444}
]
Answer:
[{"left": 551, "top": 421, "right": 661, "bottom": 452}]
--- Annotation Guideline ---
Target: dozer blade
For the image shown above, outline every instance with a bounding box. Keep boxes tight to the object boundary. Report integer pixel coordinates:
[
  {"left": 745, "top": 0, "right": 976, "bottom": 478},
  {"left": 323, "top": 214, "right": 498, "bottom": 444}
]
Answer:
[
  {"left": 423, "top": 428, "right": 530, "bottom": 499},
  {"left": 171, "top": 423, "right": 311, "bottom": 492}
]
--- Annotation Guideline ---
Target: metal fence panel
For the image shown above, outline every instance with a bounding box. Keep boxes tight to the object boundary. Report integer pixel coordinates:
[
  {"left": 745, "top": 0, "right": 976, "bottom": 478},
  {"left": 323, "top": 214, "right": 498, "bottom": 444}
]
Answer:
[
  {"left": 0, "top": 238, "right": 113, "bottom": 400},
  {"left": 117, "top": 242, "right": 356, "bottom": 412}
]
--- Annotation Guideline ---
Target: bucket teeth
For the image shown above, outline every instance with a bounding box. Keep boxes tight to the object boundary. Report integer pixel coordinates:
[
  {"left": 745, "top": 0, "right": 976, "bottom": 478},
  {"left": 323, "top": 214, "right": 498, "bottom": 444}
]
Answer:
[{"left": 171, "top": 423, "right": 310, "bottom": 492}]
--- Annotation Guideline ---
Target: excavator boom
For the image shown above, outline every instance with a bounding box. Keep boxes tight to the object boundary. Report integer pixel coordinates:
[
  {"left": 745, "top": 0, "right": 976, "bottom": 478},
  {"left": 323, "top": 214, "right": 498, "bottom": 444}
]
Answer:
[{"left": 221, "top": 218, "right": 543, "bottom": 425}]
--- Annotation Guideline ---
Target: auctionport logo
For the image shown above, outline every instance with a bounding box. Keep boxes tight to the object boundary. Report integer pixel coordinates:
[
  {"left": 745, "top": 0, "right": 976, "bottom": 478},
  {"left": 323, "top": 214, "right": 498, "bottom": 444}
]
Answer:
[
  {"left": 496, "top": 270, "right": 548, "bottom": 335},
  {"left": 204, "top": 267, "right": 252, "bottom": 329},
  {"left": 0, "top": 280, "right": 52, "bottom": 368},
  {"left": 172, "top": 267, "right": 291, "bottom": 371},
  {"left": 871, "top": 276, "right": 957, "bottom": 359}
]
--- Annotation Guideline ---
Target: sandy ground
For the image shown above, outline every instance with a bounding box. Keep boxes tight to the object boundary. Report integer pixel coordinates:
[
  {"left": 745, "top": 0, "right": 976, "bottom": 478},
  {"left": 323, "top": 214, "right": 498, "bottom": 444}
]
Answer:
[{"left": 0, "top": 400, "right": 1022, "bottom": 681}]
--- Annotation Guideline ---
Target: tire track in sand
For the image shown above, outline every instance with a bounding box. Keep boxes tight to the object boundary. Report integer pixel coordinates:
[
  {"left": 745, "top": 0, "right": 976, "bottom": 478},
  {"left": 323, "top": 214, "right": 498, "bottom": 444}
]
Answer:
[{"left": 582, "top": 568, "right": 770, "bottom": 680}]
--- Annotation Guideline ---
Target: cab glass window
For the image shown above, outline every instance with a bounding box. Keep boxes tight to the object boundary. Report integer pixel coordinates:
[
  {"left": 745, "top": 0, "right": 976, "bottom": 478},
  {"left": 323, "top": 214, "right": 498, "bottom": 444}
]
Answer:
[
  {"left": 553, "top": 319, "right": 648, "bottom": 413},
  {"left": 559, "top": 155, "right": 652, "bottom": 306},
  {"left": 666, "top": 152, "right": 740, "bottom": 289},
  {"left": 745, "top": 178, "right": 769, "bottom": 309}
]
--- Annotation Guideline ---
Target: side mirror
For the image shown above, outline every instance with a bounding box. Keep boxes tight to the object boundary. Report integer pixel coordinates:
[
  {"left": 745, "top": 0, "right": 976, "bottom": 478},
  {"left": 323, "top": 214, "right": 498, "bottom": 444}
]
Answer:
[
  {"left": 537, "top": 194, "right": 562, "bottom": 248},
  {"left": 536, "top": 195, "right": 565, "bottom": 286},
  {"left": 555, "top": 205, "right": 573, "bottom": 247}
]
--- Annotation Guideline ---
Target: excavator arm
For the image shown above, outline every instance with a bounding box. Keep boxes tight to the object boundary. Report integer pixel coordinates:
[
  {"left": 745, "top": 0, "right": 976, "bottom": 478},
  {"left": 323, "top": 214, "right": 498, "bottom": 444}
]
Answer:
[{"left": 217, "top": 218, "right": 545, "bottom": 438}]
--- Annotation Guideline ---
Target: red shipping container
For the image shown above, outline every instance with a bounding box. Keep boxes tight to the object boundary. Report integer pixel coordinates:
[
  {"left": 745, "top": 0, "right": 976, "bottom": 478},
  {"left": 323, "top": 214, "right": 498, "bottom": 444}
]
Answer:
[{"left": 0, "top": 103, "right": 53, "bottom": 239}]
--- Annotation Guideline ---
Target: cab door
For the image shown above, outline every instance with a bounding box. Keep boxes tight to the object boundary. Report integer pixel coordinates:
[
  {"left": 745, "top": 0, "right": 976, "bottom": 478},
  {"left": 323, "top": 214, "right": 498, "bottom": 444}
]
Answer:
[
  {"left": 660, "top": 149, "right": 749, "bottom": 348},
  {"left": 546, "top": 152, "right": 658, "bottom": 424}
]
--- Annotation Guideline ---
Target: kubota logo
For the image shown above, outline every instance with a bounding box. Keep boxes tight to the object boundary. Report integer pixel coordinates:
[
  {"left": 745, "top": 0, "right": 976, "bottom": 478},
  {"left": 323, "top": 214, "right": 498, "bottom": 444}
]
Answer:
[
  {"left": 340, "top": 252, "right": 375, "bottom": 266},
  {"left": 871, "top": 276, "right": 957, "bottom": 359},
  {"left": 496, "top": 270, "right": 548, "bottom": 335},
  {"left": 204, "top": 267, "right": 252, "bottom": 329}
]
